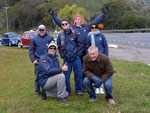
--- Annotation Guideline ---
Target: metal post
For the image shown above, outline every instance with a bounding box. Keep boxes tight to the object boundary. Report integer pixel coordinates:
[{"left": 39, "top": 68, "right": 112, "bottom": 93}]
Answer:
[{"left": 3, "top": 7, "right": 9, "bottom": 32}]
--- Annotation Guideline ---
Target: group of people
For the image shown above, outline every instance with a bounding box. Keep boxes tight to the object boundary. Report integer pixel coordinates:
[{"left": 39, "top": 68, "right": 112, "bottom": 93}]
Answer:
[{"left": 29, "top": 7, "right": 115, "bottom": 104}]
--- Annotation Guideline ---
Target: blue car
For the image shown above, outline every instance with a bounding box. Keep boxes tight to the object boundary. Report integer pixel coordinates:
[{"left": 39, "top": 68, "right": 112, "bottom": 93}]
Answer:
[{"left": 1, "top": 32, "right": 20, "bottom": 46}]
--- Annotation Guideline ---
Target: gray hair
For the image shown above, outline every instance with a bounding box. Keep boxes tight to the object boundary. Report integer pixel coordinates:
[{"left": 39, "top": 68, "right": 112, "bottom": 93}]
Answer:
[{"left": 88, "top": 46, "right": 98, "bottom": 53}]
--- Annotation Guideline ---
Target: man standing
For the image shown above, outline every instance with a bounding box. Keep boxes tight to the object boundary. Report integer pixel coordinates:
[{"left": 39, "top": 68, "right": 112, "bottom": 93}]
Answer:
[
  {"left": 83, "top": 46, "right": 115, "bottom": 104},
  {"left": 38, "top": 42, "right": 69, "bottom": 102},
  {"left": 29, "top": 25, "right": 54, "bottom": 96},
  {"left": 57, "top": 19, "right": 83, "bottom": 95}
]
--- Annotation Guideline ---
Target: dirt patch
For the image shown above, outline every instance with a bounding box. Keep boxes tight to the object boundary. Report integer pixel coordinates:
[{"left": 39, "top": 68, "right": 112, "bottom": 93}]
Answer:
[{"left": 109, "top": 43, "right": 150, "bottom": 64}]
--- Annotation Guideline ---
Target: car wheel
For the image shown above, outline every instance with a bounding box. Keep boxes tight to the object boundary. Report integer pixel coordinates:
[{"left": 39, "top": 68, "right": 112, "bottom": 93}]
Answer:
[
  {"left": 18, "top": 41, "right": 22, "bottom": 48},
  {"left": 9, "top": 42, "right": 12, "bottom": 46}
]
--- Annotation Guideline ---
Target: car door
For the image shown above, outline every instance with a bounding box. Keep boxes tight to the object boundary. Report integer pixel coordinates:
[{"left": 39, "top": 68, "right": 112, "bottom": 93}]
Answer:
[
  {"left": 2, "top": 34, "right": 9, "bottom": 45},
  {"left": 22, "top": 33, "right": 29, "bottom": 46}
]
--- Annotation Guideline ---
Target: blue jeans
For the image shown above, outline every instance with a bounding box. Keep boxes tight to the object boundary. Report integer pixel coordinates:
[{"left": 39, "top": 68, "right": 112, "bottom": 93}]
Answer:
[
  {"left": 34, "top": 64, "right": 40, "bottom": 94},
  {"left": 83, "top": 76, "right": 113, "bottom": 100},
  {"left": 63, "top": 57, "right": 83, "bottom": 94}
]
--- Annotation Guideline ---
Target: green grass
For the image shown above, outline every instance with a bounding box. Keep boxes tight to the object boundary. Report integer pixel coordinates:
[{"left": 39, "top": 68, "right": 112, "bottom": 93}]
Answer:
[{"left": 0, "top": 46, "right": 150, "bottom": 113}]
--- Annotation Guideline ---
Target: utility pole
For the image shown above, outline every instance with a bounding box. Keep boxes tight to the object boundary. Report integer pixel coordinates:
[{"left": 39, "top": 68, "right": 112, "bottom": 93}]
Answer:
[{"left": 3, "top": 6, "right": 9, "bottom": 32}]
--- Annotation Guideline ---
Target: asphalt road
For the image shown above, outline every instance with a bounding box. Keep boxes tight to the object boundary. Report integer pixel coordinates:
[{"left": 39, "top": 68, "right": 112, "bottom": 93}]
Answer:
[
  {"left": 104, "top": 33, "right": 150, "bottom": 48},
  {"left": 104, "top": 33, "right": 150, "bottom": 64}
]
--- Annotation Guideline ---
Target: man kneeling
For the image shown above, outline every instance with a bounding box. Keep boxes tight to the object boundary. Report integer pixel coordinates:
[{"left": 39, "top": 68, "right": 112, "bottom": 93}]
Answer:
[
  {"left": 38, "top": 41, "right": 69, "bottom": 102},
  {"left": 83, "top": 46, "right": 115, "bottom": 104}
]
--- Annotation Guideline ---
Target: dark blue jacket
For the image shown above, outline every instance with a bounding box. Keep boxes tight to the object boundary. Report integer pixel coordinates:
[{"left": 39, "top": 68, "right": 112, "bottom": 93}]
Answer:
[
  {"left": 38, "top": 53, "right": 62, "bottom": 87},
  {"left": 87, "top": 33, "right": 108, "bottom": 56},
  {"left": 29, "top": 33, "right": 54, "bottom": 62},
  {"left": 52, "top": 13, "right": 105, "bottom": 56},
  {"left": 57, "top": 28, "right": 81, "bottom": 61}
]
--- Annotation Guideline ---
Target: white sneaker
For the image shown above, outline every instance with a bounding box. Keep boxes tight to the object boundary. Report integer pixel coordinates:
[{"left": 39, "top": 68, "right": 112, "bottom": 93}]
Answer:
[
  {"left": 99, "top": 87, "right": 105, "bottom": 94},
  {"left": 95, "top": 88, "right": 100, "bottom": 94}
]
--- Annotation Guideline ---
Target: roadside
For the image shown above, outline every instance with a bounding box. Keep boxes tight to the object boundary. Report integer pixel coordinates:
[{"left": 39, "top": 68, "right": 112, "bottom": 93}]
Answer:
[{"left": 109, "top": 43, "right": 150, "bottom": 64}]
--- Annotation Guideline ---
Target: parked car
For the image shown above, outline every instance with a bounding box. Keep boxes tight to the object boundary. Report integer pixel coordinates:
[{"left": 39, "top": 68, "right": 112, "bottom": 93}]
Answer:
[
  {"left": 1, "top": 32, "right": 20, "bottom": 46},
  {"left": 18, "top": 30, "right": 38, "bottom": 48}
]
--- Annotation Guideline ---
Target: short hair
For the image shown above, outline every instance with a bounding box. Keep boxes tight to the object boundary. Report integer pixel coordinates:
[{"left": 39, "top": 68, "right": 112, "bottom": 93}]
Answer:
[
  {"left": 88, "top": 46, "right": 98, "bottom": 53},
  {"left": 61, "top": 19, "right": 70, "bottom": 24},
  {"left": 91, "top": 23, "right": 98, "bottom": 28}
]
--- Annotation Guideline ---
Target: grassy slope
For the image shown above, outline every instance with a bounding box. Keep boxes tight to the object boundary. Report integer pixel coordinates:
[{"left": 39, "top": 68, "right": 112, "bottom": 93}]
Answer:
[{"left": 0, "top": 46, "right": 150, "bottom": 113}]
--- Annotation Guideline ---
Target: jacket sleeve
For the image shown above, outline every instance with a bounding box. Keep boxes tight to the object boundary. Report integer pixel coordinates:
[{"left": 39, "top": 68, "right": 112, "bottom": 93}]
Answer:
[
  {"left": 29, "top": 38, "right": 36, "bottom": 62},
  {"left": 57, "top": 33, "right": 65, "bottom": 59},
  {"left": 83, "top": 56, "right": 95, "bottom": 80},
  {"left": 52, "top": 15, "right": 62, "bottom": 28},
  {"left": 101, "top": 34, "right": 108, "bottom": 56},
  {"left": 101, "top": 58, "right": 113, "bottom": 82},
  {"left": 39, "top": 57, "right": 62, "bottom": 76},
  {"left": 86, "top": 36, "right": 91, "bottom": 54},
  {"left": 86, "top": 13, "right": 105, "bottom": 29}
]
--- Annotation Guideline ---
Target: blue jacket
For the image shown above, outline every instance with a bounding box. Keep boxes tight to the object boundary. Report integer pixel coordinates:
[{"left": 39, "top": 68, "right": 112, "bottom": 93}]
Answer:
[
  {"left": 52, "top": 13, "right": 105, "bottom": 56},
  {"left": 29, "top": 33, "right": 54, "bottom": 62},
  {"left": 87, "top": 33, "right": 108, "bottom": 56},
  {"left": 38, "top": 53, "right": 62, "bottom": 87},
  {"left": 57, "top": 28, "right": 81, "bottom": 61}
]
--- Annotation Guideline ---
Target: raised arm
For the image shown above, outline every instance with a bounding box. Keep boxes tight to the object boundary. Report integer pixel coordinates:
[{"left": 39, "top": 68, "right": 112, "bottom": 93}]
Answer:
[
  {"left": 48, "top": 8, "right": 62, "bottom": 28},
  {"left": 86, "top": 7, "right": 109, "bottom": 29}
]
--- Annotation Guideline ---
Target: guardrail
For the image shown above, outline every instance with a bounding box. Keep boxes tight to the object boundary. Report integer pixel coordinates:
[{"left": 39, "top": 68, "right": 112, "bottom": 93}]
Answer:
[{"left": 101, "top": 28, "right": 150, "bottom": 33}]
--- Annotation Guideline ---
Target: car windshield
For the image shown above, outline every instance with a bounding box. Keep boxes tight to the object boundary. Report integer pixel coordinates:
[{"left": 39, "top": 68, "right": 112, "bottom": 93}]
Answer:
[{"left": 30, "top": 32, "right": 38, "bottom": 38}]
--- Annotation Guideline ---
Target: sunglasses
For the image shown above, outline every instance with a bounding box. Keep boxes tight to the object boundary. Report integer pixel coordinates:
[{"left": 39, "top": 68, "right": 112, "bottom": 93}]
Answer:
[
  {"left": 39, "top": 29, "right": 45, "bottom": 31},
  {"left": 49, "top": 47, "right": 56, "bottom": 50},
  {"left": 91, "top": 26, "right": 98, "bottom": 29},
  {"left": 62, "top": 23, "right": 68, "bottom": 26}
]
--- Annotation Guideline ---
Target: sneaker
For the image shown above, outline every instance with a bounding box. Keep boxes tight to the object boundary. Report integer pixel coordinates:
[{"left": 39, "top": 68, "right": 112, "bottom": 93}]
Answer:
[
  {"left": 41, "top": 91, "right": 46, "bottom": 100},
  {"left": 76, "top": 92, "right": 83, "bottom": 96},
  {"left": 95, "top": 88, "right": 100, "bottom": 94},
  {"left": 108, "top": 99, "right": 116, "bottom": 104},
  {"left": 99, "top": 87, "right": 105, "bottom": 94},
  {"left": 35, "top": 93, "right": 40, "bottom": 97},
  {"left": 89, "top": 98, "right": 97, "bottom": 102},
  {"left": 57, "top": 97, "right": 70, "bottom": 102},
  {"left": 83, "top": 88, "right": 87, "bottom": 92}
]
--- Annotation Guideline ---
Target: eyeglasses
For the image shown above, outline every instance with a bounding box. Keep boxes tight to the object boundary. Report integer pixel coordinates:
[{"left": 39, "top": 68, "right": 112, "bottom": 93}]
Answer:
[
  {"left": 62, "top": 23, "right": 68, "bottom": 26},
  {"left": 91, "top": 26, "right": 98, "bottom": 29},
  {"left": 49, "top": 47, "right": 56, "bottom": 50}
]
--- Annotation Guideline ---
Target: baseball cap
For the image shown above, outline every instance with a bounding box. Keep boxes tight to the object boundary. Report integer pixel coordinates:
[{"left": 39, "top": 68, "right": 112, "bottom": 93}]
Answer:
[{"left": 38, "top": 24, "right": 46, "bottom": 30}]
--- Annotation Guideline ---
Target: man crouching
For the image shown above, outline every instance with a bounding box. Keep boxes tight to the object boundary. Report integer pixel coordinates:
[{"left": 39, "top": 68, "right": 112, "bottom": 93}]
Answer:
[
  {"left": 83, "top": 46, "right": 115, "bottom": 104},
  {"left": 38, "top": 41, "right": 69, "bottom": 102}
]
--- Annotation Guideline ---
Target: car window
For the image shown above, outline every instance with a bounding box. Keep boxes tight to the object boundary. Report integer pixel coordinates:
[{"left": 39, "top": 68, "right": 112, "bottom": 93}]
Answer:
[
  {"left": 5, "top": 35, "right": 9, "bottom": 38},
  {"left": 30, "top": 33, "right": 38, "bottom": 38},
  {"left": 25, "top": 33, "right": 29, "bottom": 39}
]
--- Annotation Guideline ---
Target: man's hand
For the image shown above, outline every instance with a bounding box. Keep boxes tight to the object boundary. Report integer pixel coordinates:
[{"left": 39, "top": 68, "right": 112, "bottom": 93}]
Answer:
[
  {"left": 48, "top": 8, "right": 54, "bottom": 16},
  {"left": 62, "top": 63, "right": 68, "bottom": 71},
  {"left": 33, "top": 60, "right": 38, "bottom": 64},
  {"left": 92, "top": 76, "right": 102, "bottom": 88},
  {"left": 103, "top": 6, "right": 109, "bottom": 14}
]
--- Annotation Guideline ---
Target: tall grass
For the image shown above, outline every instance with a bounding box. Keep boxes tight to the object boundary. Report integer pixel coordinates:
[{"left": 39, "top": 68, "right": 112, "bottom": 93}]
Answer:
[{"left": 0, "top": 46, "right": 150, "bottom": 113}]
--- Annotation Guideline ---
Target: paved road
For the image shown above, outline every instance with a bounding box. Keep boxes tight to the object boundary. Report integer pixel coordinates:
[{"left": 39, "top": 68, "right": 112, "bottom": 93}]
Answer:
[
  {"left": 104, "top": 33, "right": 150, "bottom": 64},
  {"left": 104, "top": 33, "right": 150, "bottom": 48}
]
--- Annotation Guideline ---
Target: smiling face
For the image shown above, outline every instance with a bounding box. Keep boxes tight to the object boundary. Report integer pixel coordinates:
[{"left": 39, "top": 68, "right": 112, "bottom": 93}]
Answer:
[
  {"left": 74, "top": 16, "right": 82, "bottom": 25},
  {"left": 61, "top": 20, "right": 70, "bottom": 30},
  {"left": 48, "top": 46, "right": 56, "bottom": 55},
  {"left": 38, "top": 29, "right": 46, "bottom": 36},
  {"left": 88, "top": 46, "right": 99, "bottom": 61},
  {"left": 91, "top": 24, "right": 99, "bottom": 32}
]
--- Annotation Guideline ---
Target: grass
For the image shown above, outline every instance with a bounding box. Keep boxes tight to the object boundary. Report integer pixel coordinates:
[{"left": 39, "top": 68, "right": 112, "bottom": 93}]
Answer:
[{"left": 0, "top": 46, "right": 150, "bottom": 113}]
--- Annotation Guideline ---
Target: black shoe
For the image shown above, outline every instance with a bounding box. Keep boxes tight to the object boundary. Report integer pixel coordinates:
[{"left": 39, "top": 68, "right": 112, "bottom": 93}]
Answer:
[
  {"left": 83, "top": 88, "right": 87, "bottom": 92},
  {"left": 41, "top": 91, "right": 46, "bottom": 100},
  {"left": 57, "top": 97, "right": 70, "bottom": 102}
]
